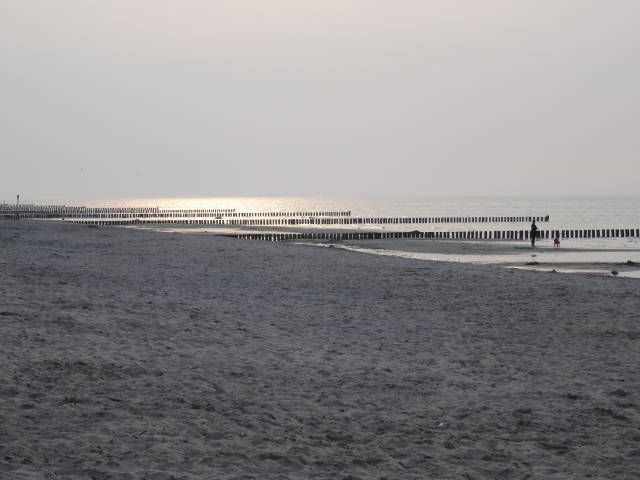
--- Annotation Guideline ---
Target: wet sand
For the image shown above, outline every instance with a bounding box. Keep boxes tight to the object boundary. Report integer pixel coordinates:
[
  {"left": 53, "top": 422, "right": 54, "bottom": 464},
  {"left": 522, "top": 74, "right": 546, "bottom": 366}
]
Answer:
[
  {"left": 336, "top": 239, "right": 640, "bottom": 276},
  {"left": 1, "top": 221, "right": 639, "bottom": 479}
]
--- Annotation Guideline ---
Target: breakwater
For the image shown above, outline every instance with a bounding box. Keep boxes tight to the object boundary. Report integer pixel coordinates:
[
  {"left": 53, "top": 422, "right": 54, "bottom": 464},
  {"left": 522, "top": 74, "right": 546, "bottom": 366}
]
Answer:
[
  {"left": 60, "top": 216, "right": 549, "bottom": 226},
  {"left": 0, "top": 204, "right": 549, "bottom": 225},
  {"left": 1, "top": 203, "right": 552, "bottom": 227},
  {"left": 230, "top": 228, "right": 640, "bottom": 242},
  {"left": 0, "top": 205, "right": 349, "bottom": 220}
]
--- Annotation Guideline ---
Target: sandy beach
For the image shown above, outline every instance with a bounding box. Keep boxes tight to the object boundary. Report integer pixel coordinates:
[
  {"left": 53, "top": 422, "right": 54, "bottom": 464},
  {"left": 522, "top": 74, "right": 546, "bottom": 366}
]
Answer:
[{"left": 1, "top": 220, "right": 639, "bottom": 479}]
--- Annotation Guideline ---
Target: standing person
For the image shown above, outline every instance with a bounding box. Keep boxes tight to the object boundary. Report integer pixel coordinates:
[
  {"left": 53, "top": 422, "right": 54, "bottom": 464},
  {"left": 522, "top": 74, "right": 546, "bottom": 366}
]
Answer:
[{"left": 530, "top": 220, "right": 538, "bottom": 247}]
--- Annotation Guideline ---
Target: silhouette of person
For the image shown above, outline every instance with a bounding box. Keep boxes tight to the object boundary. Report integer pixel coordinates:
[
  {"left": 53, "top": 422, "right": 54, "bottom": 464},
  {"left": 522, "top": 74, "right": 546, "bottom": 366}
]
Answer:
[{"left": 530, "top": 220, "right": 538, "bottom": 247}]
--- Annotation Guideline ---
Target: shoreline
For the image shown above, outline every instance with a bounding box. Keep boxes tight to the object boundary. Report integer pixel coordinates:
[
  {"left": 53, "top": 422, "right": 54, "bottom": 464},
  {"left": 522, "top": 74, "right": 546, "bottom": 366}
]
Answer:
[
  {"left": 127, "top": 223, "right": 640, "bottom": 278},
  {"left": 332, "top": 239, "right": 640, "bottom": 278}
]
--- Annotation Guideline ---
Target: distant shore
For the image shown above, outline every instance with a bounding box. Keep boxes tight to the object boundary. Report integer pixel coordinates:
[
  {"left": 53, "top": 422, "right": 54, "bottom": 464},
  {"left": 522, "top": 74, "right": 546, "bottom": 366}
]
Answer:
[{"left": 1, "top": 220, "right": 639, "bottom": 478}]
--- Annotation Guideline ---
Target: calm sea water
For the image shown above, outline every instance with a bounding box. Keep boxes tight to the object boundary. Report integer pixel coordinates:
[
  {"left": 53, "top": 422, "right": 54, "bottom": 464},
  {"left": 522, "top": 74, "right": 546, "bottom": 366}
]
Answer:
[{"left": 23, "top": 195, "right": 640, "bottom": 229}]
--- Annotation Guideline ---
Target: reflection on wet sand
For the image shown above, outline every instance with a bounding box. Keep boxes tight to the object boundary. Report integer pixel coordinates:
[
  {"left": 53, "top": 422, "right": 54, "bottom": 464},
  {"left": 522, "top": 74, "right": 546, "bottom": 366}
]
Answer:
[{"left": 333, "top": 240, "right": 640, "bottom": 278}]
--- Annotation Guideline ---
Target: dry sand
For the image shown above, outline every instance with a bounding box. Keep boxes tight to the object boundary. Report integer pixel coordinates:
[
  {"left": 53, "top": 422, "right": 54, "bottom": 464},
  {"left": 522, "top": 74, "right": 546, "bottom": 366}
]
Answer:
[{"left": 1, "top": 220, "right": 639, "bottom": 479}]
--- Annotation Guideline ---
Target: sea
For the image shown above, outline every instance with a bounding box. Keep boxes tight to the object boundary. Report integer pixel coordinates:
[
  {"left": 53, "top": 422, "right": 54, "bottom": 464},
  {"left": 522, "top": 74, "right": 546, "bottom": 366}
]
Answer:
[{"left": 18, "top": 195, "right": 640, "bottom": 228}]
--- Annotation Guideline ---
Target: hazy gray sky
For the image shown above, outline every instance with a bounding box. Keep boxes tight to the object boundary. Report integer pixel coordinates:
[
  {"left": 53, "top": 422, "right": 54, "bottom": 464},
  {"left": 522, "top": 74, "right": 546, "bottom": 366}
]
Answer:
[{"left": 1, "top": 1, "right": 639, "bottom": 199}]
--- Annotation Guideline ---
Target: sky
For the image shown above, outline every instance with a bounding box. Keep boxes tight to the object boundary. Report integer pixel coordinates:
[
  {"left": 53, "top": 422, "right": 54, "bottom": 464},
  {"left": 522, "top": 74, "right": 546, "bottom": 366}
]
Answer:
[{"left": 1, "top": 1, "right": 639, "bottom": 200}]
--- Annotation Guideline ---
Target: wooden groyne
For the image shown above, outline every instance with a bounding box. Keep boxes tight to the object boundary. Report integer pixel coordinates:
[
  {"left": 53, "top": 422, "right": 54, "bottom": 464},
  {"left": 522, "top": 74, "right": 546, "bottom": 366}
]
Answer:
[
  {"left": 229, "top": 228, "right": 640, "bottom": 242},
  {"left": 57, "top": 215, "right": 549, "bottom": 226},
  {"left": 553, "top": 228, "right": 640, "bottom": 239},
  {"left": 0, "top": 205, "right": 351, "bottom": 220},
  {"left": 0, "top": 204, "right": 551, "bottom": 225},
  {"left": 223, "top": 211, "right": 351, "bottom": 218},
  {"left": 0, "top": 205, "right": 236, "bottom": 219}
]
